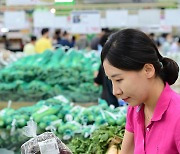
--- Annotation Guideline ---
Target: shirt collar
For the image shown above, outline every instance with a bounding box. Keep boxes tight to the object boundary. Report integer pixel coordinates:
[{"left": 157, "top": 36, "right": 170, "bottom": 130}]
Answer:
[
  {"left": 135, "top": 82, "right": 173, "bottom": 122},
  {"left": 151, "top": 82, "right": 172, "bottom": 121},
  {"left": 136, "top": 104, "right": 144, "bottom": 124}
]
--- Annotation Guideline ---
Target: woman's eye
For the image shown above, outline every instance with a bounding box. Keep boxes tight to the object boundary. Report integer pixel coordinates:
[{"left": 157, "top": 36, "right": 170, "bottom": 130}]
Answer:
[{"left": 116, "top": 79, "right": 122, "bottom": 82}]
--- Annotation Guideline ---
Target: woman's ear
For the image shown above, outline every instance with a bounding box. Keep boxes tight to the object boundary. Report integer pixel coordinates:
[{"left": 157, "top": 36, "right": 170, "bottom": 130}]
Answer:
[{"left": 143, "top": 64, "right": 155, "bottom": 79}]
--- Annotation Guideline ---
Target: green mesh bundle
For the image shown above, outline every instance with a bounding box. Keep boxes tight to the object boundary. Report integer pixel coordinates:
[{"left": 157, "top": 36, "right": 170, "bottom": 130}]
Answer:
[{"left": 0, "top": 48, "right": 101, "bottom": 102}]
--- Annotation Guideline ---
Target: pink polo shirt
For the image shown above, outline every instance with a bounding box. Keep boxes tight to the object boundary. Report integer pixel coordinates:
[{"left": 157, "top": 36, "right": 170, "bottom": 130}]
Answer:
[{"left": 126, "top": 83, "right": 180, "bottom": 154}]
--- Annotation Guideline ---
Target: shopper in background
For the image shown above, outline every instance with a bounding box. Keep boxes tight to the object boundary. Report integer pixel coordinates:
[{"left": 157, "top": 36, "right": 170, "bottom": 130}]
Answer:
[
  {"left": 178, "top": 37, "right": 180, "bottom": 51},
  {"left": 158, "top": 33, "right": 167, "bottom": 45},
  {"left": 58, "top": 31, "right": 73, "bottom": 48},
  {"left": 35, "top": 28, "right": 52, "bottom": 54},
  {"left": 2, "top": 35, "right": 10, "bottom": 50},
  {"left": 23, "top": 36, "right": 37, "bottom": 56},
  {"left": 169, "top": 36, "right": 180, "bottom": 53},
  {"left": 94, "top": 32, "right": 119, "bottom": 107},
  {"left": 161, "top": 33, "right": 173, "bottom": 55},
  {"left": 90, "top": 28, "right": 109, "bottom": 51},
  {"left": 71, "top": 35, "right": 76, "bottom": 47},
  {"left": 101, "top": 28, "right": 180, "bottom": 153},
  {"left": 52, "top": 29, "right": 61, "bottom": 46},
  {"left": 90, "top": 33, "right": 101, "bottom": 50},
  {"left": 156, "top": 39, "right": 162, "bottom": 52},
  {"left": 76, "top": 34, "right": 90, "bottom": 50},
  {"left": 148, "top": 33, "right": 155, "bottom": 41}
]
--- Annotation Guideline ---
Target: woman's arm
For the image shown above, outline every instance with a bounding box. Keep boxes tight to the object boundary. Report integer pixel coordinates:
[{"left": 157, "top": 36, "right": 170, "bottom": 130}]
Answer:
[{"left": 120, "top": 130, "right": 134, "bottom": 154}]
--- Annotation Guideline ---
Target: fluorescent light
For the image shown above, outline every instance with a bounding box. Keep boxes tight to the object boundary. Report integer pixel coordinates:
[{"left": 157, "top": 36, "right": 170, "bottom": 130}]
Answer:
[
  {"left": 50, "top": 8, "right": 56, "bottom": 14},
  {"left": 1, "top": 28, "right": 9, "bottom": 33},
  {"left": 55, "top": 0, "right": 73, "bottom": 2}
]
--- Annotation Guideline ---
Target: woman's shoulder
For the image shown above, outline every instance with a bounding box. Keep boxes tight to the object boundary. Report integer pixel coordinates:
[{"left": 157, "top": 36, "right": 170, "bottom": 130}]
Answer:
[
  {"left": 170, "top": 91, "right": 180, "bottom": 106},
  {"left": 167, "top": 91, "right": 180, "bottom": 117}
]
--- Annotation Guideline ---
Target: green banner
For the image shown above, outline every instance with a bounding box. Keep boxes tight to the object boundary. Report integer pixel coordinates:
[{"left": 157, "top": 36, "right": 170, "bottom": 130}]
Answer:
[{"left": 55, "top": 0, "right": 75, "bottom": 5}]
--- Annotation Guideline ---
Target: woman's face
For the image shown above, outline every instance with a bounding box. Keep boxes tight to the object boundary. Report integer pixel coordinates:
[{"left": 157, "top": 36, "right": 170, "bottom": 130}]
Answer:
[{"left": 103, "top": 59, "right": 152, "bottom": 107}]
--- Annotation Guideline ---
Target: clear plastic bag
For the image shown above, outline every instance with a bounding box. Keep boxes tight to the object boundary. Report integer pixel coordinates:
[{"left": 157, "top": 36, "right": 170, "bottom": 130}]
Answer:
[{"left": 21, "top": 120, "right": 72, "bottom": 154}]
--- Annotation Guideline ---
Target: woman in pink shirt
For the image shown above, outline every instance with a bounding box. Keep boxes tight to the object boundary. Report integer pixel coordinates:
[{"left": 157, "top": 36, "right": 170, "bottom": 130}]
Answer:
[{"left": 101, "top": 29, "right": 180, "bottom": 154}]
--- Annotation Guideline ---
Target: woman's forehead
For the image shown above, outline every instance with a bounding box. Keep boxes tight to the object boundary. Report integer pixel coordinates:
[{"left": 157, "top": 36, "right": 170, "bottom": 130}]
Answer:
[
  {"left": 103, "top": 60, "right": 117, "bottom": 70},
  {"left": 103, "top": 60, "right": 142, "bottom": 78},
  {"left": 103, "top": 60, "right": 124, "bottom": 76}
]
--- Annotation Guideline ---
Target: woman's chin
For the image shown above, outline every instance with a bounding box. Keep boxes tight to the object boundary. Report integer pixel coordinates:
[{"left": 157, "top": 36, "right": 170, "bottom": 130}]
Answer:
[{"left": 127, "top": 101, "right": 140, "bottom": 107}]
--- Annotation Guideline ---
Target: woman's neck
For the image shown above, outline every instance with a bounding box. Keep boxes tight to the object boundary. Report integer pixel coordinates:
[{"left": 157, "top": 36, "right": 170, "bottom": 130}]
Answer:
[{"left": 144, "top": 79, "right": 165, "bottom": 115}]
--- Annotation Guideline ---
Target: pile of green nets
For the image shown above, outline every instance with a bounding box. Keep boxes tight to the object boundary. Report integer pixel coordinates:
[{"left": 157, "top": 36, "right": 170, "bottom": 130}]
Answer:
[{"left": 0, "top": 48, "right": 101, "bottom": 102}]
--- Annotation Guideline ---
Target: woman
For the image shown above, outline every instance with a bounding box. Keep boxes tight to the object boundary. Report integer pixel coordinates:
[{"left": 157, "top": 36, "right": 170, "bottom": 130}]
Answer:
[{"left": 101, "top": 29, "right": 180, "bottom": 153}]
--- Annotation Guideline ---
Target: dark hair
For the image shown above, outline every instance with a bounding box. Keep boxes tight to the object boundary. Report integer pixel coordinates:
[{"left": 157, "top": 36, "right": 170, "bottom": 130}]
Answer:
[
  {"left": 102, "top": 28, "right": 111, "bottom": 33},
  {"left": 63, "top": 31, "right": 68, "bottom": 37},
  {"left": 41, "top": 28, "right": 49, "bottom": 35},
  {"left": 101, "top": 28, "right": 179, "bottom": 85},
  {"left": 72, "top": 35, "right": 76, "bottom": 42},
  {"left": 162, "top": 33, "right": 168, "bottom": 38},
  {"left": 99, "top": 33, "right": 111, "bottom": 47},
  {"left": 55, "top": 29, "right": 61, "bottom": 35},
  {"left": 178, "top": 37, "right": 180, "bottom": 43},
  {"left": 31, "top": 36, "right": 37, "bottom": 42},
  {"left": 149, "top": 33, "right": 155, "bottom": 38},
  {"left": 2, "top": 35, "right": 7, "bottom": 39},
  {"left": 156, "top": 40, "right": 161, "bottom": 48}
]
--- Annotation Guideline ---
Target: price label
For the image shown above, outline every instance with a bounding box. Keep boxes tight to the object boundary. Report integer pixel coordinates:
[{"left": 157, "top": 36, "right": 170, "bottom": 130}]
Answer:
[{"left": 38, "top": 138, "right": 59, "bottom": 154}]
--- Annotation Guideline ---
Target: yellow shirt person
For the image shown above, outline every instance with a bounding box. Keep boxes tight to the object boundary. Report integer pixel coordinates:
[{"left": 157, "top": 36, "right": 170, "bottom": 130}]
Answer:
[
  {"left": 23, "top": 36, "right": 37, "bottom": 55},
  {"left": 35, "top": 37, "right": 52, "bottom": 53},
  {"left": 35, "top": 28, "right": 52, "bottom": 54}
]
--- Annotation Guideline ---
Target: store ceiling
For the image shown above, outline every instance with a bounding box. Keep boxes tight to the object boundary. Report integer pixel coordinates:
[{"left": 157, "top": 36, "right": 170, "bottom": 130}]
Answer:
[
  {"left": 0, "top": 0, "right": 178, "bottom": 11},
  {"left": 83, "top": 0, "right": 156, "bottom": 3}
]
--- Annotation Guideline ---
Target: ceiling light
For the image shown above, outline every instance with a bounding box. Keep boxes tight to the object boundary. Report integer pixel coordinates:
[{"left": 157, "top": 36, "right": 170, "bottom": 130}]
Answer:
[
  {"left": 50, "top": 8, "right": 56, "bottom": 14},
  {"left": 1, "top": 28, "right": 9, "bottom": 33},
  {"left": 55, "top": 0, "right": 73, "bottom": 2}
]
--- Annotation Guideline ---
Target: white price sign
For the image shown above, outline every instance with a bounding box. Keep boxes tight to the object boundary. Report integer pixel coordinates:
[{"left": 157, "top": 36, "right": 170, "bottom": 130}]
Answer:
[
  {"left": 6, "top": 0, "right": 53, "bottom": 5},
  {"left": 138, "top": 9, "right": 161, "bottom": 27},
  {"left": 4, "top": 11, "right": 27, "bottom": 30},
  {"left": 106, "top": 10, "right": 128, "bottom": 28},
  {"left": 164, "top": 9, "right": 180, "bottom": 26},
  {"left": 70, "top": 11, "right": 101, "bottom": 34},
  {"left": 53, "top": 16, "right": 69, "bottom": 29},
  {"left": 33, "top": 11, "right": 54, "bottom": 28},
  {"left": 127, "top": 15, "right": 139, "bottom": 27}
]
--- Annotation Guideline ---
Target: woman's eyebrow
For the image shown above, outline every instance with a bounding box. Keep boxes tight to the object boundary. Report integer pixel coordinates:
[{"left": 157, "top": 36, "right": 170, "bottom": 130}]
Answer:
[{"left": 111, "top": 74, "right": 122, "bottom": 78}]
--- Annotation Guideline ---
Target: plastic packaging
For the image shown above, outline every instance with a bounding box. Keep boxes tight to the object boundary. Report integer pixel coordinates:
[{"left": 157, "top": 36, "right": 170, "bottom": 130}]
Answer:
[{"left": 21, "top": 120, "right": 72, "bottom": 154}]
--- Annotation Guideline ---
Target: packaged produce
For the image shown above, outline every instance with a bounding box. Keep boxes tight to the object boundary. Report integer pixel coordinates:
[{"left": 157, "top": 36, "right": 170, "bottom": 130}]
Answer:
[
  {"left": 0, "top": 96, "right": 127, "bottom": 153},
  {"left": 21, "top": 120, "right": 72, "bottom": 154}
]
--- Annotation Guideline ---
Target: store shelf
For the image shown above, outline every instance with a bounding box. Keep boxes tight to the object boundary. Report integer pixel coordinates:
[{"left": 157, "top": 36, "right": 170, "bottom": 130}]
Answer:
[
  {"left": 0, "top": 101, "right": 97, "bottom": 110},
  {"left": 0, "top": 101, "right": 36, "bottom": 110}
]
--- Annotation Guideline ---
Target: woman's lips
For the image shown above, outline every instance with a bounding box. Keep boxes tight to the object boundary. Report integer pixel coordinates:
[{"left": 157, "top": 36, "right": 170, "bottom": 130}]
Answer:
[{"left": 122, "top": 97, "right": 130, "bottom": 102}]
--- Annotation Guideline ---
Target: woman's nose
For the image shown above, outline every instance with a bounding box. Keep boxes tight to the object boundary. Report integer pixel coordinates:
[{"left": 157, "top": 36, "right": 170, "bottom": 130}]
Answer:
[{"left": 112, "top": 84, "right": 123, "bottom": 97}]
